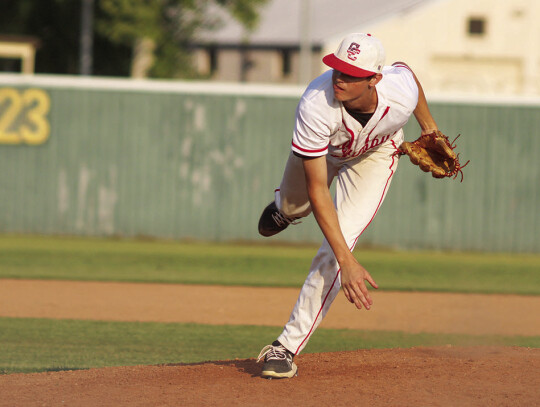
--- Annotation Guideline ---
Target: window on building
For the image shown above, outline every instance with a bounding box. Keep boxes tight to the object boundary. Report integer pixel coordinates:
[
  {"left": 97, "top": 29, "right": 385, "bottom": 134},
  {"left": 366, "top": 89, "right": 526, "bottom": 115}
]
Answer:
[
  {"left": 0, "top": 58, "right": 22, "bottom": 73},
  {"left": 468, "top": 17, "right": 486, "bottom": 36},
  {"left": 208, "top": 47, "right": 218, "bottom": 75},
  {"left": 281, "top": 49, "right": 292, "bottom": 77}
]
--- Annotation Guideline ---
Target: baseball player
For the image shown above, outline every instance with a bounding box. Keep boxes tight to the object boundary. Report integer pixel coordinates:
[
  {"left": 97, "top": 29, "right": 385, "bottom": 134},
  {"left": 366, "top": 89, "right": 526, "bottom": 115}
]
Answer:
[{"left": 256, "top": 33, "right": 439, "bottom": 379}]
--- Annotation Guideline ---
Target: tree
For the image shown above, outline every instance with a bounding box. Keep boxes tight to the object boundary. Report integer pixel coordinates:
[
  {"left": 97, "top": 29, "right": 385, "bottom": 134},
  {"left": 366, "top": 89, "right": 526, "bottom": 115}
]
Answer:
[
  {"left": 0, "top": 0, "right": 84, "bottom": 74},
  {"left": 0, "top": 0, "right": 268, "bottom": 78},
  {"left": 96, "top": 0, "right": 268, "bottom": 78}
]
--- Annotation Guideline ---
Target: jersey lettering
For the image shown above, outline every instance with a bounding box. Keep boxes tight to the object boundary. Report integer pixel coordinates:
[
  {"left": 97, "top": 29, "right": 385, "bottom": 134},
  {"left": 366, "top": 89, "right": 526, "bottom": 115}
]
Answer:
[{"left": 332, "top": 133, "right": 394, "bottom": 158}]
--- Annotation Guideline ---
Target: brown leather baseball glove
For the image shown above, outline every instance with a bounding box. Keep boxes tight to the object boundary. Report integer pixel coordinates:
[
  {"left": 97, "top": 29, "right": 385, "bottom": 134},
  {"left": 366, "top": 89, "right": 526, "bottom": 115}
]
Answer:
[{"left": 397, "top": 130, "right": 469, "bottom": 181}]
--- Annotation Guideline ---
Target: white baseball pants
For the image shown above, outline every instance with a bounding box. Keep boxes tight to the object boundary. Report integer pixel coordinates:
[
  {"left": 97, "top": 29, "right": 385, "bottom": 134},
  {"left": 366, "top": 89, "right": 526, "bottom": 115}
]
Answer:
[{"left": 274, "top": 141, "right": 400, "bottom": 355}]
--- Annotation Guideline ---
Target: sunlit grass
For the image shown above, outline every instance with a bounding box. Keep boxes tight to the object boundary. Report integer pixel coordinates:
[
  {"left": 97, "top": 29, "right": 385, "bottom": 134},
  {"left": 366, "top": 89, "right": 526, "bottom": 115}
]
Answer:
[
  {"left": 0, "top": 235, "right": 539, "bottom": 294},
  {"left": 1, "top": 317, "right": 537, "bottom": 375}
]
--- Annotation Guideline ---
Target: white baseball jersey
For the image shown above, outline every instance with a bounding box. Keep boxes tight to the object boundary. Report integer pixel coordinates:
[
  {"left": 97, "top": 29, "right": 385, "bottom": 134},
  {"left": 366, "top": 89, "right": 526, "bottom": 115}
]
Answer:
[
  {"left": 274, "top": 64, "right": 421, "bottom": 355},
  {"left": 291, "top": 64, "right": 419, "bottom": 159}
]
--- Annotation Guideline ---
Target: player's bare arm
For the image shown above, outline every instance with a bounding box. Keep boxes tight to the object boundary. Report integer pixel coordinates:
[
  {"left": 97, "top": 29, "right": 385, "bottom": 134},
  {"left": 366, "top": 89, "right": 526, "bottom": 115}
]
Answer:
[
  {"left": 302, "top": 155, "right": 378, "bottom": 310},
  {"left": 393, "top": 62, "right": 438, "bottom": 134}
]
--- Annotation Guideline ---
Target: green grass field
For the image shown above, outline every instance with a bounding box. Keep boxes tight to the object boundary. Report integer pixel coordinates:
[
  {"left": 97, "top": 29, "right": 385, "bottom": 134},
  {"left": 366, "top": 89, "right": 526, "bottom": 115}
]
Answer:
[
  {"left": 1, "top": 317, "right": 538, "bottom": 375},
  {"left": 1, "top": 235, "right": 539, "bottom": 294},
  {"left": 0, "top": 234, "right": 539, "bottom": 374}
]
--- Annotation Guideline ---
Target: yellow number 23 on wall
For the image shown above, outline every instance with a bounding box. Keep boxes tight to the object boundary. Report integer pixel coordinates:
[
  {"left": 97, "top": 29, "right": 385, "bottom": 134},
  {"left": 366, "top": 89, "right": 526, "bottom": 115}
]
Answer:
[{"left": 0, "top": 88, "right": 51, "bottom": 145}]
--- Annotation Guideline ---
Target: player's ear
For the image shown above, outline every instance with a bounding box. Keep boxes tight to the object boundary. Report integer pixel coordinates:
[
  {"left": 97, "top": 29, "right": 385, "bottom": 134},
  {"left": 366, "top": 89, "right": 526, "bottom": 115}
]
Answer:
[{"left": 370, "top": 73, "right": 383, "bottom": 87}]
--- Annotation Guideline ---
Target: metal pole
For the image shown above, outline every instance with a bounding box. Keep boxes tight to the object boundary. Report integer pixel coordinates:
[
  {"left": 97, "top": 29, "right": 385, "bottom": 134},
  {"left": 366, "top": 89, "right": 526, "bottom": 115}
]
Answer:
[
  {"left": 79, "top": 0, "right": 94, "bottom": 75},
  {"left": 299, "top": 0, "right": 312, "bottom": 85}
]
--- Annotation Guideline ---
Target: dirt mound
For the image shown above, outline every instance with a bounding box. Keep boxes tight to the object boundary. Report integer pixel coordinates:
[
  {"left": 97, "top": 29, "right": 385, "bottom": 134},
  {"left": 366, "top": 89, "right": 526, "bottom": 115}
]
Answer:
[{"left": 1, "top": 346, "right": 538, "bottom": 407}]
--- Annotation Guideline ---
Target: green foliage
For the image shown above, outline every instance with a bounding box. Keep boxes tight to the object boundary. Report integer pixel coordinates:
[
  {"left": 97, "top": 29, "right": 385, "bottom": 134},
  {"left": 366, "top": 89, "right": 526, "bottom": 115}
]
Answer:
[
  {"left": 96, "top": 0, "right": 270, "bottom": 78},
  {"left": 0, "top": 235, "right": 539, "bottom": 295},
  {"left": 0, "top": 0, "right": 84, "bottom": 74},
  {"left": 98, "top": 0, "right": 163, "bottom": 43},
  {"left": 0, "top": 0, "right": 269, "bottom": 77},
  {"left": 1, "top": 317, "right": 537, "bottom": 374}
]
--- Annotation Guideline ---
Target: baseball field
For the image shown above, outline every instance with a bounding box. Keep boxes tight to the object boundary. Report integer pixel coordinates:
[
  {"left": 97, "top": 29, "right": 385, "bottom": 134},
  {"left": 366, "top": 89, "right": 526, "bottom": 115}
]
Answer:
[{"left": 0, "top": 235, "right": 539, "bottom": 406}]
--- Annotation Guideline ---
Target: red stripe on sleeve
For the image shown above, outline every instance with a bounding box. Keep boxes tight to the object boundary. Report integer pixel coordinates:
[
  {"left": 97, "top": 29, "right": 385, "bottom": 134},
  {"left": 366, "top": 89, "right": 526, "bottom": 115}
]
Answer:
[
  {"left": 392, "top": 63, "right": 413, "bottom": 74},
  {"left": 291, "top": 141, "right": 329, "bottom": 153}
]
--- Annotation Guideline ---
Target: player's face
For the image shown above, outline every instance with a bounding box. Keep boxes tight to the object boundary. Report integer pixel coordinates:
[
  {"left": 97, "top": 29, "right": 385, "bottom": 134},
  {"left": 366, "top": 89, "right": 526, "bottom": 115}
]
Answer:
[{"left": 332, "top": 70, "right": 376, "bottom": 106}]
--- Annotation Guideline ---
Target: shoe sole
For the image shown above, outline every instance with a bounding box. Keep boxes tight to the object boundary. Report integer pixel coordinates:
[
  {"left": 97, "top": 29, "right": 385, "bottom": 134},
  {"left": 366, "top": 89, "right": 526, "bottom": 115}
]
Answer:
[
  {"left": 261, "top": 363, "right": 298, "bottom": 379},
  {"left": 258, "top": 228, "right": 281, "bottom": 237}
]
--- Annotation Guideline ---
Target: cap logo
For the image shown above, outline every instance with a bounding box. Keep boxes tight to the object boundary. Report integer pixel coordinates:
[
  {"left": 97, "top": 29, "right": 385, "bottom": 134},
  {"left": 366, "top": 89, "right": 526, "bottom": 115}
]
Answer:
[{"left": 346, "top": 42, "right": 361, "bottom": 61}]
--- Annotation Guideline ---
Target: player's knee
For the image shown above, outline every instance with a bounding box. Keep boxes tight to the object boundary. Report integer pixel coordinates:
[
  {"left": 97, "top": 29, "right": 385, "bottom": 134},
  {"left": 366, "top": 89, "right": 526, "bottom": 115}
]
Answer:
[{"left": 280, "top": 200, "right": 311, "bottom": 218}]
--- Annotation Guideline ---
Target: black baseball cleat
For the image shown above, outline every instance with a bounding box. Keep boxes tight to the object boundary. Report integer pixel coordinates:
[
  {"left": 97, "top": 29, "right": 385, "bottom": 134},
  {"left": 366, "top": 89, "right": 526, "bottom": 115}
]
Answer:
[
  {"left": 256, "top": 341, "right": 298, "bottom": 379},
  {"left": 258, "top": 201, "right": 301, "bottom": 237}
]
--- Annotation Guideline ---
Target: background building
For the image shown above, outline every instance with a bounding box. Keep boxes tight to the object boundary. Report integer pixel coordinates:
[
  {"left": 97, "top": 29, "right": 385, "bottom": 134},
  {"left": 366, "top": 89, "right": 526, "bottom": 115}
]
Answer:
[
  {"left": 193, "top": 0, "right": 540, "bottom": 96},
  {"left": 0, "top": 35, "right": 40, "bottom": 74}
]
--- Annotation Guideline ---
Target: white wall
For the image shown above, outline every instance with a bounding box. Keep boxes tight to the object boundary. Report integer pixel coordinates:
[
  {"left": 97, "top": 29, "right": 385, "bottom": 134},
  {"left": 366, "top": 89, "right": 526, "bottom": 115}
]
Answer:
[{"left": 322, "top": 0, "right": 540, "bottom": 96}]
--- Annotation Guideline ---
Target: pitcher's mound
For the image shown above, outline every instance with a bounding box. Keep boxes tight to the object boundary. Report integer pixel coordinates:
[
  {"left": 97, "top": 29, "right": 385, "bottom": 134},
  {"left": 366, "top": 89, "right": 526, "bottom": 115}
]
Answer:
[{"left": 1, "top": 346, "right": 538, "bottom": 406}]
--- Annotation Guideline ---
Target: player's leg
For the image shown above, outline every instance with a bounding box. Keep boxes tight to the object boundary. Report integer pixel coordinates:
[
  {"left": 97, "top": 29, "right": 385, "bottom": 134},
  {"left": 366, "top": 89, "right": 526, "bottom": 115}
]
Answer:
[
  {"left": 276, "top": 142, "right": 399, "bottom": 355},
  {"left": 256, "top": 153, "right": 338, "bottom": 378},
  {"left": 258, "top": 152, "right": 336, "bottom": 237}
]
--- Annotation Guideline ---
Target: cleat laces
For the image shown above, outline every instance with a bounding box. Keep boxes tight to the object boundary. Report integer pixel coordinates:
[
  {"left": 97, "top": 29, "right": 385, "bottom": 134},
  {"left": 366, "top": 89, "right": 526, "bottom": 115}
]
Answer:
[
  {"left": 257, "top": 344, "right": 290, "bottom": 363},
  {"left": 271, "top": 211, "right": 301, "bottom": 228}
]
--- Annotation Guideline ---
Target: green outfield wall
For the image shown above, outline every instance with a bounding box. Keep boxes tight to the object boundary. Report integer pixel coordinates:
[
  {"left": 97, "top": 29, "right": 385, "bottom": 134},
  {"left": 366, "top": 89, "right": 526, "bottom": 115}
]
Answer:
[{"left": 0, "top": 74, "right": 538, "bottom": 252}]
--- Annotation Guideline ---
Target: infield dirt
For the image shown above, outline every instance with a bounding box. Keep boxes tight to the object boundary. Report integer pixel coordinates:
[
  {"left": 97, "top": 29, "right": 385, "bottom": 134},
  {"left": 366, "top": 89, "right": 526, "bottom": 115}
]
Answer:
[{"left": 0, "top": 279, "right": 539, "bottom": 406}]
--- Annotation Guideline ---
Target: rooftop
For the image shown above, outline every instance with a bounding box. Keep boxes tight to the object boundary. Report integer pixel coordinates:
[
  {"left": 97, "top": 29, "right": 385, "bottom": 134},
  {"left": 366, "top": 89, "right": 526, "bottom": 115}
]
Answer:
[{"left": 196, "top": 0, "right": 435, "bottom": 46}]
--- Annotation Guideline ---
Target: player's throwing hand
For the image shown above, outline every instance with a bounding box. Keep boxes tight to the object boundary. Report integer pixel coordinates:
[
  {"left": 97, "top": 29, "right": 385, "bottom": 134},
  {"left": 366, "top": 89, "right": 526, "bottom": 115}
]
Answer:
[{"left": 340, "top": 259, "right": 378, "bottom": 310}]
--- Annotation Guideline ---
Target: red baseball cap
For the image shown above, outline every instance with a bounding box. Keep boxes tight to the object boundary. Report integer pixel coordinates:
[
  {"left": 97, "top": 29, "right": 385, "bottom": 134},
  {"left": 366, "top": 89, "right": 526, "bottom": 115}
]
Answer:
[{"left": 323, "top": 33, "right": 386, "bottom": 77}]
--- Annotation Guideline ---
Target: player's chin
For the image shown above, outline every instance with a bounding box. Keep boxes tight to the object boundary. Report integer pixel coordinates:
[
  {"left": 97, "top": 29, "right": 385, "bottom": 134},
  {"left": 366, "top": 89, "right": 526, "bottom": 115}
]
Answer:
[{"left": 333, "top": 90, "right": 347, "bottom": 101}]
